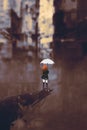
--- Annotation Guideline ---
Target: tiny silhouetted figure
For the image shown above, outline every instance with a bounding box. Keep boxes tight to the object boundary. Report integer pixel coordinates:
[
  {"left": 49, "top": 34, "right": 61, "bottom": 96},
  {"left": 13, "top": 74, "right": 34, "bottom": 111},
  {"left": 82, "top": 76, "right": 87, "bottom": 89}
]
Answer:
[{"left": 41, "top": 64, "right": 49, "bottom": 90}]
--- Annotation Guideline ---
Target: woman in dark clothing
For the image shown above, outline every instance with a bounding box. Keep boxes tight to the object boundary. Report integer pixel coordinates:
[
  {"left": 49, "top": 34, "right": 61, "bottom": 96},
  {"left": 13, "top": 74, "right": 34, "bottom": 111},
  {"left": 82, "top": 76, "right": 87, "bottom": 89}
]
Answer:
[{"left": 41, "top": 64, "right": 49, "bottom": 90}]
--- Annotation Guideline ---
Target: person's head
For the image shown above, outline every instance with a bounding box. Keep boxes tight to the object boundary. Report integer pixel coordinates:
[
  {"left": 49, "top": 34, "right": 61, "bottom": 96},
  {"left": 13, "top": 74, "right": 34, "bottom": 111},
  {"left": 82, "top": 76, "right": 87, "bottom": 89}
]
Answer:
[{"left": 42, "top": 64, "right": 48, "bottom": 71}]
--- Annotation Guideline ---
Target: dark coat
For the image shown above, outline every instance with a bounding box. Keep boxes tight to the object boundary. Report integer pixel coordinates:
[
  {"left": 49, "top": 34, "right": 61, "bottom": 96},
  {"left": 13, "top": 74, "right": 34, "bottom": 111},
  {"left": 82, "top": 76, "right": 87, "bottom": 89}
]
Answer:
[{"left": 41, "top": 70, "right": 49, "bottom": 79}]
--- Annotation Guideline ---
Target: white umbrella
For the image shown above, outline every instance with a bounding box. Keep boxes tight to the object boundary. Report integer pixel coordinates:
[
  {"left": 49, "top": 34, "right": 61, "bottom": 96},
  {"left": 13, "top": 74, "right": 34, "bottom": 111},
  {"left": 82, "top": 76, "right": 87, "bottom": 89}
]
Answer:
[{"left": 40, "top": 58, "right": 55, "bottom": 64}]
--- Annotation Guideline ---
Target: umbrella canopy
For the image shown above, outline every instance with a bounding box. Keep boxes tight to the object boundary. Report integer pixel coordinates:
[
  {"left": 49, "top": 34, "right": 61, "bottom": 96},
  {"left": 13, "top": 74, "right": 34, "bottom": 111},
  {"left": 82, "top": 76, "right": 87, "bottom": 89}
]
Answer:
[{"left": 40, "top": 58, "right": 55, "bottom": 64}]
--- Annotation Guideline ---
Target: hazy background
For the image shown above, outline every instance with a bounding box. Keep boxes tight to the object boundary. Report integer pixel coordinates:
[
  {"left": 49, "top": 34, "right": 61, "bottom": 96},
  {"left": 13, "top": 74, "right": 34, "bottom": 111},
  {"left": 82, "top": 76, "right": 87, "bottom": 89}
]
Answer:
[{"left": 0, "top": 0, "right": 87, "bottom": 130}]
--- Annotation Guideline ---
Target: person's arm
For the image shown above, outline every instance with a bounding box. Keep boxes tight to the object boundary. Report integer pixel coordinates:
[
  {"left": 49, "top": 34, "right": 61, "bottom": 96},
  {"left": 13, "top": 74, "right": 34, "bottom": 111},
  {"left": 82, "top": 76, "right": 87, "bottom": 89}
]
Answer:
[
  {"left": 46, "top": 70, "right": 49, "bottom": 74},
  {"left": 48, "top": 70, "right": 49, "bottom": 74}
]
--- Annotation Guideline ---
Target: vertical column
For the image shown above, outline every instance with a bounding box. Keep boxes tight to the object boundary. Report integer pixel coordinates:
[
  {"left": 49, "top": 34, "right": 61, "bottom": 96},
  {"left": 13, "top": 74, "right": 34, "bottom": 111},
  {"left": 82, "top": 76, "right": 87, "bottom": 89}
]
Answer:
[{"left": 38, "top": 0, "right": 54, "bottom": 48}]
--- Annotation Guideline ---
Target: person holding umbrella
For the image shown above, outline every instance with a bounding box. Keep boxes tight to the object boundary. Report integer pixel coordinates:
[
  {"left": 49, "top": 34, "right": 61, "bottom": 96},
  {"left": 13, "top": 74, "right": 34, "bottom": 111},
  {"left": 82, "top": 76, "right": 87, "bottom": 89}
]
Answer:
[
  {"left": 41, "top": 64, "right": 49, "bottom": 90},
  {"left": 40, "top": 58, "right": 54, "bottom": 90}
]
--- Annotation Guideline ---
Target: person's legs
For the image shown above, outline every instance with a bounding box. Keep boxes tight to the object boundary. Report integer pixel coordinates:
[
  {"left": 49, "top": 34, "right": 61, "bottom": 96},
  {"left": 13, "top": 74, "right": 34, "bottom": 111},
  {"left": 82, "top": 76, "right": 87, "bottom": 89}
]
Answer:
[
  {"left": 42, "top": 79, "right": 45, "bottom": 89},
  {"left": 46, "top": 79, "right": 48, "bottom": 89}
]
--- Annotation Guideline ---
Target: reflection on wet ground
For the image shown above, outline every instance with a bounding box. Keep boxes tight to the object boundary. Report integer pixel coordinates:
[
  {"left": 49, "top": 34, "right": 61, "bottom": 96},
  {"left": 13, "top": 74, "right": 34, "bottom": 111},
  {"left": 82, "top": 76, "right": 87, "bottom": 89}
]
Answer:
[
  {"left": 0, "top": 55, "right": 87, "bottom": 130},
  {"left": 0, "top": 59, "right": 40, "bottom": 98}
]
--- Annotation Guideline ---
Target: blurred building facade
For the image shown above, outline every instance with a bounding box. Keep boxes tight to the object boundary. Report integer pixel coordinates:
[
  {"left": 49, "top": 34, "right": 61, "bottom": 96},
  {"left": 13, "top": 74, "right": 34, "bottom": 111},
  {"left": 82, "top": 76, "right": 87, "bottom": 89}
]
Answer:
[
  {"left": 0, "top": 0, "right": 24, "bottom": 29},
  {"left": 77, "top": 0, "right": 87, "bottom": 20},
  {"left": 38, "top": 0, "right": 54, "bottom": 48},
  {"left": 53, "top": 0, "right": 87, "bottom": 58},
  {"left": 54, "top": 0, "right": 87, "bottom": 26},
  {"left": 10, "top": 0, "right": 22, "bottom": 17},
  {"left": 21, "top": 0, "right": 35, "bottom": 47},
  {"left": 0, "top": 0, "right": 11, "bottom": 29},
  {"left": 61, "top": 0, "right": 78, "bottom": 27}
]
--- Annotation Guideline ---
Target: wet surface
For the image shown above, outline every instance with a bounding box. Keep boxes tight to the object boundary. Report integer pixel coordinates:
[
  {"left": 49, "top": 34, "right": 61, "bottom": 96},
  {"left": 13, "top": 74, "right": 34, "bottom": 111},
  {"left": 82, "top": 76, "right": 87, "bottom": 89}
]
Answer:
[
  {"left": 0, "top": 0, "right": 87, "bottom": 129},
  {"left": 0, "top": 53, "right": 87, "bottom": 130}
]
